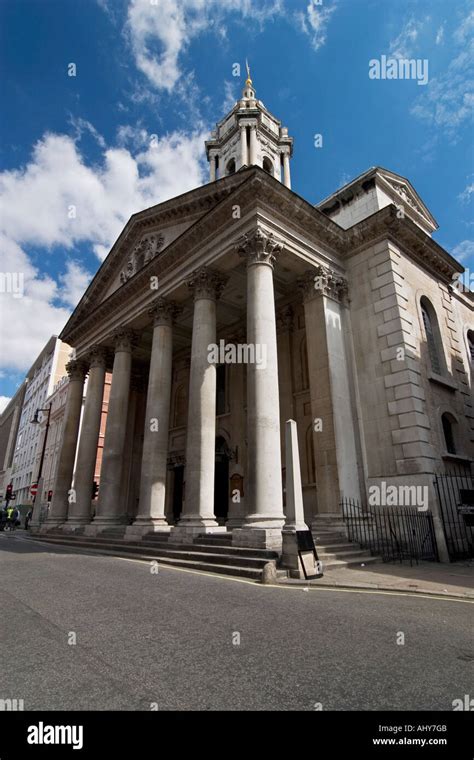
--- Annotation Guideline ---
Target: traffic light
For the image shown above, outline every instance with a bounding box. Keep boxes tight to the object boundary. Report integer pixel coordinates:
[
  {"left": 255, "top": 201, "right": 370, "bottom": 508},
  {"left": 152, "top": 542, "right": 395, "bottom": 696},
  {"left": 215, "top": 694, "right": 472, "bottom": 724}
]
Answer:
[
  {"left": 92, "top": 481, "right": 99, "bottom": 499},
  {"left": 47, "top": 490, "right": 53, "bottom": 502},
  {"left": 5, "top": 483, "right": 13, "bottom": 502}
]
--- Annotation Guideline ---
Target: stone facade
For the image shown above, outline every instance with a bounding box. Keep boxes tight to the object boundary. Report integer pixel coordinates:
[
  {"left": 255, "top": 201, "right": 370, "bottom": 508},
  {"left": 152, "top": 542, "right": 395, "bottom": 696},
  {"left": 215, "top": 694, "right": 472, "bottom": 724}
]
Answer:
[
  {"left": 37, "top": 80, "right": 473, "bottom": 558},
  {"left": 8, "top": 336, "right": 71, "bottom": 508}
]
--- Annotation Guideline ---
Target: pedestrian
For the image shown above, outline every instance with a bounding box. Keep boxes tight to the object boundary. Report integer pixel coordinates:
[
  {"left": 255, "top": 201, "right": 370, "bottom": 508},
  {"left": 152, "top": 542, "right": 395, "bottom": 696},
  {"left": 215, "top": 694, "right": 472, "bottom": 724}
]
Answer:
[
  {"left": 0, "top": 508, "right": 7, "bottom": 531},
  {"left": 5, "top": 505, "right": 15, "bottom": 531},
  {"left": 25, "top": 509, "right": 32, "bottom": 530}
]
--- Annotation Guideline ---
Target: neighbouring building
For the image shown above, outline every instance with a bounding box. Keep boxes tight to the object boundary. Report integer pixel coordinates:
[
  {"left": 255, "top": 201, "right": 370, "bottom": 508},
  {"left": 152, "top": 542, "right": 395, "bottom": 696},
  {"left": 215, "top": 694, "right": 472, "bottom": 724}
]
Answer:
[
  {"left": 0, "top": 381, "right": 27, "bottom": 501},
  {"left": 37, "top": 72, "right": 473, "bottom": 560},
  {"left": 10, "top": 336, "right": 71, "bottom": 509}
]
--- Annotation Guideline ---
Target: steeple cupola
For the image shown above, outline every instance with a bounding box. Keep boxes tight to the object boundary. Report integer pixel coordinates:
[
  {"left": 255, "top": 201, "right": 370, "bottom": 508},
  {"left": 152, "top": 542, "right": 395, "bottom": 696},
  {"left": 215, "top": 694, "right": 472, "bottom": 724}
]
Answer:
[{"left": 205, "top": 63, "right": 293, "bottom": 188}]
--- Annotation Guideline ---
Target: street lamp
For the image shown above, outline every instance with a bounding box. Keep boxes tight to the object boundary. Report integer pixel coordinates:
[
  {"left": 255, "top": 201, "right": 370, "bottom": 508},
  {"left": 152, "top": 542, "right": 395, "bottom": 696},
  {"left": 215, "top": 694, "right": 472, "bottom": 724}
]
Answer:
[{"left": 30, "top": 404, "right": 52, "bottom": 518}]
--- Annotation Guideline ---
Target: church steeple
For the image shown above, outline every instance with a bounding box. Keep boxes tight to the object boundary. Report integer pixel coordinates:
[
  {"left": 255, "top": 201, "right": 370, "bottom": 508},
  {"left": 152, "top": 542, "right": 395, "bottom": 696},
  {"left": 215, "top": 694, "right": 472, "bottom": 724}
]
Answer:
[{"left": 205, "top": 63, "right": 293, "bottom": 188}]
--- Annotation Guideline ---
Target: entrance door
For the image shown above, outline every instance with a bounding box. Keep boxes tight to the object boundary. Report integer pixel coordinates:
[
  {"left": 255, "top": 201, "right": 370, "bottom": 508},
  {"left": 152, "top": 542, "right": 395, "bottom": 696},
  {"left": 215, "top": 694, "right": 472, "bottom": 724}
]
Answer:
[
  {"left": 214, "top": 437, "right": 229, "bottom": 522},
  {"left": 172, "top": 466, "right": 184, "bottom": 523}
]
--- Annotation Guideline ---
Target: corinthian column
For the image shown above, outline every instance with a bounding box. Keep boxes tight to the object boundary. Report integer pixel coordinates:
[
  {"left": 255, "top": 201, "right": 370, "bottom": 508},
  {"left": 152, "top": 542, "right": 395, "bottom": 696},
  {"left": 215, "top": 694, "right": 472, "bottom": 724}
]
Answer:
[
  {"left": 65, "top": 346, "right": 107, "bottom": 531},
  {"left": 298, "top": 267, "right": 361, "bottom": 526},
  {"left": 126, "top": 299, "right": 181, "bottom": 538},
  {"left": 42, "top": 360, "right": 87, "bottom": 530},
  {"left": 233, "top": 228, "right": 285, "bottom": 550},
  {"left": 174, "top": 268, "right": 228, "bottom": 542},
  {"left": 91, "top": 328, "right": 136, "bottom": 531}
]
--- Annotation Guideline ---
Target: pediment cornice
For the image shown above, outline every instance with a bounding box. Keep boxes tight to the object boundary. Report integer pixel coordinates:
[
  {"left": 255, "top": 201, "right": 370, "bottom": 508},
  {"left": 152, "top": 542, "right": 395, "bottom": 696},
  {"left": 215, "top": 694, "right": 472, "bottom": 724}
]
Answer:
[
  {"left": 60, "top": 168, "right": 465, "bottom": 347},
  {"left": 346, "top": 204, "right": 462, "bottom": 282}
]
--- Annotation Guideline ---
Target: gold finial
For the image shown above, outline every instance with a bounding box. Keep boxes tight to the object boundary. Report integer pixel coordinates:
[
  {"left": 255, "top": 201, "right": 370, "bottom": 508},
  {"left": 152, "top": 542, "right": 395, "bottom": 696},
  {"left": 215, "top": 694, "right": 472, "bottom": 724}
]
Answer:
[{"left": 245, "top": 58, "right": 252, "bottom": 87}]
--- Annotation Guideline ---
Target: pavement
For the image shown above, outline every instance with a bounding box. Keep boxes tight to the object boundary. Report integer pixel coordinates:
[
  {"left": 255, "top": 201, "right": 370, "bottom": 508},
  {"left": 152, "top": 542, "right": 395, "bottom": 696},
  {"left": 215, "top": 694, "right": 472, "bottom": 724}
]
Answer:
[
  {"left": 0, "top": 531, "right": 473, "bottom": 711},
  {"left": 282, "top": 559, "right": 474, "bottom": 600}
]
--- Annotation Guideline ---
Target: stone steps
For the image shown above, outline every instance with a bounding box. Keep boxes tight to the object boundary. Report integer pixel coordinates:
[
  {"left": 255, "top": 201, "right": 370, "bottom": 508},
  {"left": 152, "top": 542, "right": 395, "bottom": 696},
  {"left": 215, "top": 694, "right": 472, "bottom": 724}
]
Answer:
[
  {"left": 30, "top": 533, "right": 282, "bottom": 581},
  {"left": 47, "top": 532, "right": 279, "bottom": 560},
  {"left": 32, "top": 529, "right": 381, "bottom": 575},
  {"left": 313, "top": 531, "right": 381, "bottom": 568}
]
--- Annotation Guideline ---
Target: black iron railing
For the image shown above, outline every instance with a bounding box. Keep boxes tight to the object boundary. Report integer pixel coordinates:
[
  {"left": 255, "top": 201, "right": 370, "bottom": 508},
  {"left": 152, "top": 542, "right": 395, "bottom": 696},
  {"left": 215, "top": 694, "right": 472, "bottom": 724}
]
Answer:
[
  {"left": 341, "top": 498, "right": 439, "bottom": 565},
  {"left": 434, "top": 463, "right": 474, "bottom": 561}
]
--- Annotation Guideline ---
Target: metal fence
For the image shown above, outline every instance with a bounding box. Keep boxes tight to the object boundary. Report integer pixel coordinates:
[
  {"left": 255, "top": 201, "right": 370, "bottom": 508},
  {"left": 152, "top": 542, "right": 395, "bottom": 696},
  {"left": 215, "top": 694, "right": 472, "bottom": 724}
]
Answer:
[
  {"left": 341, "top": 498, "right": 439, "bottom": 565},
  {"left": 434, "top": 464, "right": 474, "bottom": 561}
]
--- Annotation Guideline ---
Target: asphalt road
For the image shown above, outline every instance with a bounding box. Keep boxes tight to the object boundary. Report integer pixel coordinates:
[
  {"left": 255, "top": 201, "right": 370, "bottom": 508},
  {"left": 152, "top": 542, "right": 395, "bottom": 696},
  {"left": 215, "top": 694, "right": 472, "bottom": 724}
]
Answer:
[{"left": 1, "top": 532, "right": 472, "bottom": 711}]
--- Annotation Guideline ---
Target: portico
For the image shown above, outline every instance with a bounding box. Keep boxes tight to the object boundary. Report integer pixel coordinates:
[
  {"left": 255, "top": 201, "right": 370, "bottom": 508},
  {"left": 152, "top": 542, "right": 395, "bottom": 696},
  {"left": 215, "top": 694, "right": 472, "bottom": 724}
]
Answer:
[{"left": 31, "top": 70, "right": 473, "bottom": 569}]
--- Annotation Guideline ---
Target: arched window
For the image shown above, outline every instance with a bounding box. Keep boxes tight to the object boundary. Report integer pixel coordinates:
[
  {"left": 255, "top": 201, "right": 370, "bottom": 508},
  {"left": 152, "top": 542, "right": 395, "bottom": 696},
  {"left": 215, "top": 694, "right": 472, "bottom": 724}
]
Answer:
[
  {"left": 468, "top": 329, "right": 474, "bottom": 364},
  {"left": 262, "top": 156, "right": 273, "bottom": 175},
  {"left": 420, "top": 297, "right": 443, "bottom": 375},
  {"left": 173, "top": 385, "right": 187, "bottom": 428},
  {"left": 226, "top": 158, "right": 236, "bottom": 175},
  {"left": 441, "top": 412, "right": 457, "bottom": 455}
]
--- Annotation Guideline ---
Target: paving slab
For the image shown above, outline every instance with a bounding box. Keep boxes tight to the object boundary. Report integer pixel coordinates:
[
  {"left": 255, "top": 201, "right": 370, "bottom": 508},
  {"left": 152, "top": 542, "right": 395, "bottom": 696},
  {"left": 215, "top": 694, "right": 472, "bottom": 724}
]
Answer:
[{"left": 280, "top": 559, "right": 474, "bottom": 599}]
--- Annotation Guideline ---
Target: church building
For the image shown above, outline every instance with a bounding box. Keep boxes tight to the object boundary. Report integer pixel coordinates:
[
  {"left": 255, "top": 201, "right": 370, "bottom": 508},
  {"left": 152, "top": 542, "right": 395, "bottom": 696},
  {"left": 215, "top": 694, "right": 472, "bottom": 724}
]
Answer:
[{"left": 40, "top": 71, "right": 474, "bottom": 560}]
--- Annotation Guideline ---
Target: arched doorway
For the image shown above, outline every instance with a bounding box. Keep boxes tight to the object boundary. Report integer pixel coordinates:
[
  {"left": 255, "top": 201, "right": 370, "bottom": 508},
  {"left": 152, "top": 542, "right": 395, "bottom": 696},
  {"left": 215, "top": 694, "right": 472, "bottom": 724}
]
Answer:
[{"left": 214, "top": 436, "right": 230, "bottom": 522}]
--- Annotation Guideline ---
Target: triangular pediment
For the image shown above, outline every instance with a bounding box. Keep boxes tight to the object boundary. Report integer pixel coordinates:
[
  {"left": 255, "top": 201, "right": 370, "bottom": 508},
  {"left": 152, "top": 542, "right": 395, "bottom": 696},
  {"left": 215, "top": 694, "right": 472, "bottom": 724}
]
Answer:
[
  {"left": 375, "top": 168, "right": 438, "bottom": 234},
  {"left": 66, "top": 171, "right": 251, "bottom": 329},
  {"left": 101, "top": 220, "right": 195, "bottom": 302}
]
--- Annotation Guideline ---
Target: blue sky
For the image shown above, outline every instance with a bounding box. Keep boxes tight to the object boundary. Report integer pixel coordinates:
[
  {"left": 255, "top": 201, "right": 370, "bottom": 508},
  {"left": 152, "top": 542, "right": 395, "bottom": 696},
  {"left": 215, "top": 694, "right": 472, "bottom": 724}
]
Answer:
[{"left": 0, "top": 0, "right": 473, "bottom": 407}]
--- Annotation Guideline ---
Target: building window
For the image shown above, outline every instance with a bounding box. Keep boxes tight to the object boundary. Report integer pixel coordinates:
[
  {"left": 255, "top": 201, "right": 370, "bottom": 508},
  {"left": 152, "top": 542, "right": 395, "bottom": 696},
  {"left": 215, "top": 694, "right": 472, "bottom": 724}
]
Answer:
[
  {"left": 420, "top": 297, "right": 443, "bottom": 375},
  {"left": 468, "top": 329, "right": 474, "bottom": 364},
  {"left": 226, "top": 158, "right": 236, "bottom": 175},
  {"left": 441, "top": 413, "right": 456, "bottom": 455},
  {"left": 216, "top": 365, "right": 226, "bottom": 416},
  {"left": 262, "top": 156, "right": 273, "bottom": 175}
]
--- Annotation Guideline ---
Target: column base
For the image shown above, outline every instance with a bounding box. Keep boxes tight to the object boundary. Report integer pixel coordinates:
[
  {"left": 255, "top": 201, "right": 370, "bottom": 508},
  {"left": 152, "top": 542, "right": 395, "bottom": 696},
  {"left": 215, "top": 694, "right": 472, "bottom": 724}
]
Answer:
[
  {"left": 232, "top": 527, "right": 283, "bottom": 552},
  {"left": 172, "top": 519, "right": 227, "bottom": 544},
  {"left": 125, "top": 520, "right": 171, "bottom": 540}
]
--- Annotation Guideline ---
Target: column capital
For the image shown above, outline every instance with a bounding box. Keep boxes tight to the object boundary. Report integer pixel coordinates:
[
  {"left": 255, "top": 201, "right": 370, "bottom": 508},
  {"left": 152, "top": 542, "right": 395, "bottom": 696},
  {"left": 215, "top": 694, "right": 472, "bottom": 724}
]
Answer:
[
  {"left": 111, "top": 327, "right": 138, "bottom": 353},
  {"left": 186, "top": 268, "right": 228, "bottom": 302},
  {"left": 298, "top": 266, "right": 348, "bottom": 304},
  {"left": 87, "top": 345, "right": 108, "bottom": 369},
  {"left": 276, "top": 304, "right": 294, "bottom": 333},
  {"left": 237, "top": 228, "right": 283, "bottom": 268},
  {"left": 65, "top": 359, "right": 87, "bottom": 381},
  {"left": 148, "top": 298, "right": 182, "bottom": 327}
]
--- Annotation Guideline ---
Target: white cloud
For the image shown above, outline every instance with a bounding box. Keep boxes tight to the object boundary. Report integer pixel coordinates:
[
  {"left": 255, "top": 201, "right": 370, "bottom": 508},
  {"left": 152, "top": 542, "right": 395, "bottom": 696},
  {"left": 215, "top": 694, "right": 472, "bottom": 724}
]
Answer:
[
  {"left": 222, "top": 80, "right": 238, "bottom": 114},
  {"left": 459, "top": 179, "right": 474, "bottom": 204},
  {"left": 0, "top": 397, "right": 11, "bottom": 414},
  {"left": 126, "top": 0, "right": 283, "bottom": 94},
  {"left": 389, "top": 17, "right": 422, "bottom": 59},
  {"left": 435, "top": 25, "right": 444, "bottom": 45},
  {"left": 0, "top": 125, "right": 208, "bottom": 374},
  {"left": 296, "top": 1, "right": 336, "bottom": 51},
  {"left": 451, "top": 240, "right": 474, "bottom": 262},
  {"left": 410, "top": 10, "right": 473, "bottom": 136},
  {"left": 58, "top": 261, "right": 94, "bottom": 309}
]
